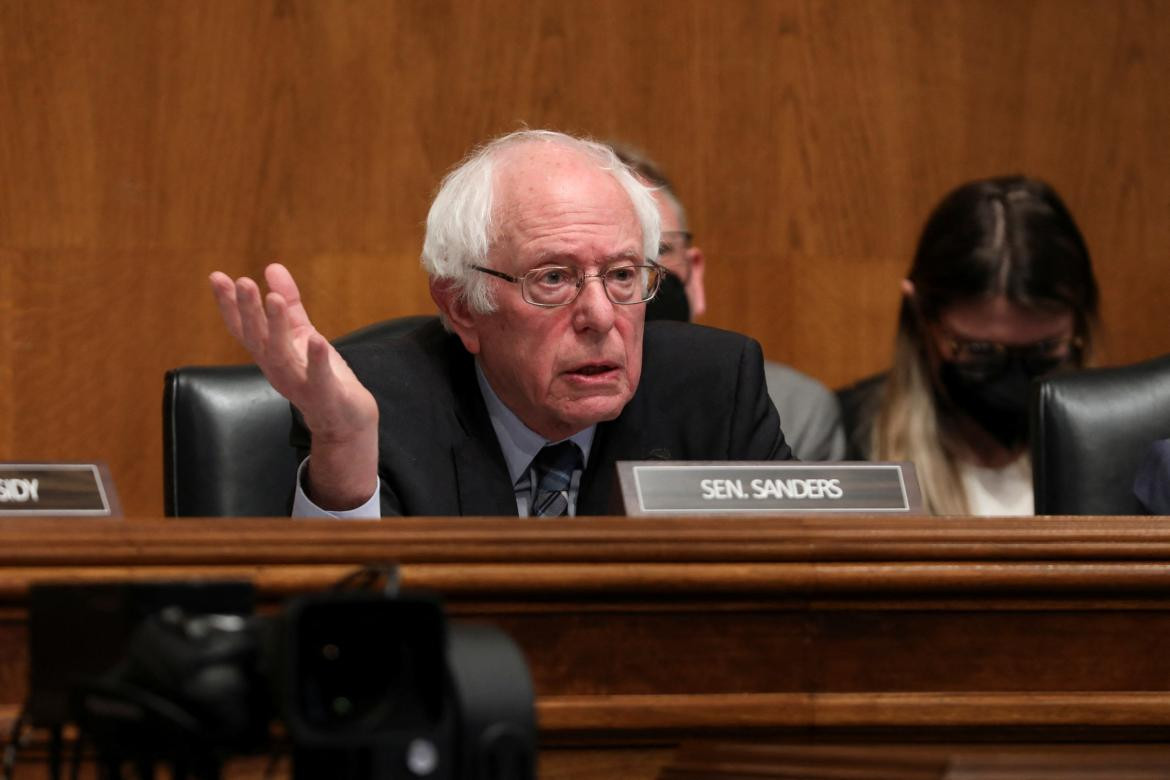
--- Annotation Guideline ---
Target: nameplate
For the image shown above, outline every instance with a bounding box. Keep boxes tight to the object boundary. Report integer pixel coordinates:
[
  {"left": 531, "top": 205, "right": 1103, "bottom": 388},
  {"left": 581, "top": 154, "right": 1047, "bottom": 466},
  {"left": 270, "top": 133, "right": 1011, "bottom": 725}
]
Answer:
[
  {"left": 0, "top": 463, "right": 121, "bottom": 517},
  {"left": 615, "top": 461, "right": 922, "bottom": 515}
]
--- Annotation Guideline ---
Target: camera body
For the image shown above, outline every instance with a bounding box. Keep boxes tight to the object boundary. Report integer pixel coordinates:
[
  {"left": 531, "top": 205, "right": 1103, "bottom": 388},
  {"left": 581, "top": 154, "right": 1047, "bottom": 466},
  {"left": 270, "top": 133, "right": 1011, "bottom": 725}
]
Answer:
[
  {"left": 271, "top": 592, "right": 457, "bottom": 779},
  {"left": 27, "top": 582, "right": 536, "bottom": 780}
]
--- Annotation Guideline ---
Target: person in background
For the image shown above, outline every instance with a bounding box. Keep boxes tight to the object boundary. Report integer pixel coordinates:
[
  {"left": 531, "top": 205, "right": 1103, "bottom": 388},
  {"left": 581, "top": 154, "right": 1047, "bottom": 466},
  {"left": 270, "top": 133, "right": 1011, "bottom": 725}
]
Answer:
[
  {"left": 838, "top": 175, "right": 1100, "bottom": 515},
  {"left": 1135, "top": 439, "right": 1170, "bottom": 514},
  {"left": 612, "top": 143, "right": 846, "bottom": 461}
]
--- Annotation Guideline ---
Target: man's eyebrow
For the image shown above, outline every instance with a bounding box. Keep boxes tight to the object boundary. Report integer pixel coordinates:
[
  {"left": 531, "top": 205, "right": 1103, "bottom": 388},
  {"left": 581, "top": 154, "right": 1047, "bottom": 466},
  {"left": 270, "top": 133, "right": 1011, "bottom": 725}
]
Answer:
[
  {"left": 525, "top": 252, "right": 575, "bottom": 267},
  {"left": 529, "top": 249, "right": 644, "bottom": 266}
]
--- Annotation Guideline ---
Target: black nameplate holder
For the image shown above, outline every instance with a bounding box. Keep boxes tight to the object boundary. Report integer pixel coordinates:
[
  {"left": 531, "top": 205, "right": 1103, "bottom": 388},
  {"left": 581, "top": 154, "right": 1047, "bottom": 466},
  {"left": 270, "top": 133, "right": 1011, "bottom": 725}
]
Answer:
[
  {"left": 615, "top": 461, "right": 922, "bottom": 515},
  {"left": 0, "top": 462, "right": 122, "bottom": 517}
]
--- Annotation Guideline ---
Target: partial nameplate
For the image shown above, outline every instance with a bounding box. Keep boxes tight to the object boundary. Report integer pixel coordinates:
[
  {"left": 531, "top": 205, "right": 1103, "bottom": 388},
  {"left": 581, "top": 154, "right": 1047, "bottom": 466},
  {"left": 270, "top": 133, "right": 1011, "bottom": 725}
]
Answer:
[
  {"left": 0, "top": 463, "right": 121, "bottom": 517},
  {"left": 615, "top": 461, "right": 922, "bottom": 515}
]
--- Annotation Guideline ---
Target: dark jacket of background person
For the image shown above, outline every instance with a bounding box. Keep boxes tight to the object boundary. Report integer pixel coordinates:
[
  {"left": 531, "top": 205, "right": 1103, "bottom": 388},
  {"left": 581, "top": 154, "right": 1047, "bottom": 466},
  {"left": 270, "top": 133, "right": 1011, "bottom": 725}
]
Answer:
[{"left": 1135, "top": 439, "right": 1170, "bottom": 514}]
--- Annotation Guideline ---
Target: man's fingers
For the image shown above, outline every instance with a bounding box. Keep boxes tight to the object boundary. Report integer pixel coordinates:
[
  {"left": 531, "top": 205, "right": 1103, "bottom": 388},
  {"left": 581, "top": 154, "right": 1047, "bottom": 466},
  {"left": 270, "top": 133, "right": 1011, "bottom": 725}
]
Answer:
[
  {"left": 305, "top": 334, "right": 335, "bottom": 394},
  {"left": 235, "top": 277, "right": 269, "bottom": 353},
  {"left": 264, "top": 263, "right": 313, "bottom": 328},
  {"left": 208, "top": 272, "right": 244, "bottom": 340},
  {"left": 264, "top": 263, "right": 297, "bottom": 298},
  {"left": 263, "top": 292, "right": 299, "bottom": 369},
  {"left": 213, "top": 266, "right": 328, "bottom": 408}
]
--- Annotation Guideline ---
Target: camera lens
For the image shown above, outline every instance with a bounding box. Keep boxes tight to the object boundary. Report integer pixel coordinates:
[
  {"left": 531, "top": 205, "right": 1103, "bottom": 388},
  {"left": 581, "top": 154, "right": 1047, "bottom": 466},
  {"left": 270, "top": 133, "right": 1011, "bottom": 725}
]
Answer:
[{"left": 290, "top": 597, "right": 446, "bottom": 736}]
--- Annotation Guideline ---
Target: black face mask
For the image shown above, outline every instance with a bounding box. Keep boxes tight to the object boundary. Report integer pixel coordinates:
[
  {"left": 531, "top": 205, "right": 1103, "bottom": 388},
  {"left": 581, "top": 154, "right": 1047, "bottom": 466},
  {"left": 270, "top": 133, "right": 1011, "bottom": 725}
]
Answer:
[
  {"left": 644, "top": 270, "right": 691, "bottom": 323},
  {"left": 938, "top": 354, "right": 1066, "bottom": 450}
]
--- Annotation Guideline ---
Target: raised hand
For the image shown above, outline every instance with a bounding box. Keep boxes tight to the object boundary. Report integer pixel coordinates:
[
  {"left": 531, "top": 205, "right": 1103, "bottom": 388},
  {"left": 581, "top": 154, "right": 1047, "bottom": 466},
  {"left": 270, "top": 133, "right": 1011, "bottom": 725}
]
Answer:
[{"left": 209, "top": 263, "right": 379, "bottom": 510}]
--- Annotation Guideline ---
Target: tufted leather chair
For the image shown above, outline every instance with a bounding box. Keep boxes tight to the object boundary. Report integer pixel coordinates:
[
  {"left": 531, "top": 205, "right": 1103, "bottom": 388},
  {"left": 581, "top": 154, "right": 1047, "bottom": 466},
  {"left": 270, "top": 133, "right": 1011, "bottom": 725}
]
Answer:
[
  {"left": 1031, "top": 353, "right": 1170, "bottom": 515},
  {"left": 163, "top": 315, "right": 436, "bottom": 516}
]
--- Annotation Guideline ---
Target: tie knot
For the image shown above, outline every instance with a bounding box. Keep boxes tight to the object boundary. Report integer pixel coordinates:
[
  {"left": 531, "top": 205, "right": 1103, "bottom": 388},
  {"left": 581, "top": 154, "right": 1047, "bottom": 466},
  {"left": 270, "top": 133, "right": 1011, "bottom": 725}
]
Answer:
[{"left": 532, "top": 441, "right": 582, "bottom": 493}]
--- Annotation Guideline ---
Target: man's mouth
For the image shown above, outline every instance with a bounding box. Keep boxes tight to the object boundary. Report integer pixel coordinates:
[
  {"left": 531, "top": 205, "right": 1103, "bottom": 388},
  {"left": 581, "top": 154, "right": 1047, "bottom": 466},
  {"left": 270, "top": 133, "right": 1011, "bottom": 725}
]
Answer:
[{"left": 568, "top": 362, "right": 618, "bottom": 377}]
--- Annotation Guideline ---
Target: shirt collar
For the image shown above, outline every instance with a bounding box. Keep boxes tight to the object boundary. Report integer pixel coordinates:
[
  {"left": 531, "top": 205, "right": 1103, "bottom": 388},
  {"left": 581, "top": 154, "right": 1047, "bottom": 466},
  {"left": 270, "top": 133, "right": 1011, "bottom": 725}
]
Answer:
[{"left": 475, "top": 361, "right": 594, "bottom": 485}]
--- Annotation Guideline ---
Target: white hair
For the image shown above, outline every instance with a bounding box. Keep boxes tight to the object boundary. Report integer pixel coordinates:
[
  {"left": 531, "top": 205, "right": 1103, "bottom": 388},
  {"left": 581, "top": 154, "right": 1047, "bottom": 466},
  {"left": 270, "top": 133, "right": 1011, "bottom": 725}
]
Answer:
[{"left": 421, "top": 129, "right": 661, "bottom": 314}]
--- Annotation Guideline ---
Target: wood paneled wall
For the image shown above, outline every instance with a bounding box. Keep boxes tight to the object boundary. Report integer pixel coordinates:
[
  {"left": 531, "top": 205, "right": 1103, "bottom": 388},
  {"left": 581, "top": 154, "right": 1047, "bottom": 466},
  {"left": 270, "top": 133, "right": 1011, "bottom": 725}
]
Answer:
[{"left": 2, "top": 0, "right": 1168, "bottom": 516}]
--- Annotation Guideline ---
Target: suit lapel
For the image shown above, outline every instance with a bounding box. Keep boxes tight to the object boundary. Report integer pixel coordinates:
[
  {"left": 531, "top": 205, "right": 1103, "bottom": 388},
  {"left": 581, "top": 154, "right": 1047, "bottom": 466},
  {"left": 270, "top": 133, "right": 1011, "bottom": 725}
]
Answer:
[
  {"left": 577, "top": 395, "right": 659, "bottom": 516},
  {"left": 452, "top": 435, "right": 517, "bottom": 517},
  {"left": 447, "top": 352, "right": 519, "bottom": 517}
]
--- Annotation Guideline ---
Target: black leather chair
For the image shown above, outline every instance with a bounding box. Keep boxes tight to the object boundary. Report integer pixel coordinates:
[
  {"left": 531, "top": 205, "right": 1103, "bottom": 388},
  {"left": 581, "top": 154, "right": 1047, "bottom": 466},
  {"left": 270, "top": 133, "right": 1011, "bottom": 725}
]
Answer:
[
  {"left": 1031, "top": 353, "right": 1170, "bottom": 515},
  {"left": 163, "top": 315, "right": 436, "bottom": 516}
]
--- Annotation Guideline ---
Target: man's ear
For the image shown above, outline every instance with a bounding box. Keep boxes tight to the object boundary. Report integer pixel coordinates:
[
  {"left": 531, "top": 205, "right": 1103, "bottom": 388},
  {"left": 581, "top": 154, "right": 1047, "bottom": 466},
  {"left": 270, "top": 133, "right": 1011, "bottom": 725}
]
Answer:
[
  {"left": 684, "top": 246, "right": 706, "bottom": 320},
  {"left": 430, "top": 278, "right": 481, "bottom": 354},
  {"left": 900, "top": 278, "right": 916, "bottom": 299}
]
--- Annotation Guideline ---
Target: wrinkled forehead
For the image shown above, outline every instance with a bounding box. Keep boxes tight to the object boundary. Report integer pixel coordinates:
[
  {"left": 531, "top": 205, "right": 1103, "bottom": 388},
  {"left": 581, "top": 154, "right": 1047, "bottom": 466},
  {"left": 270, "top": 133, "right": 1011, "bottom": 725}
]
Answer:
[{"left": 489, "top": 143, "right": 642, "bottom": 250}]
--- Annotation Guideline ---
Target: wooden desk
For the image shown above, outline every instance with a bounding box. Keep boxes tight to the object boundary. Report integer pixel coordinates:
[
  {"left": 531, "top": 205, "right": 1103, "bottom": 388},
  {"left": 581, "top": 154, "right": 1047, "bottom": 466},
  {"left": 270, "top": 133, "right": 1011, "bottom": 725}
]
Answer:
[
  {"left": 3, "top": 515, "right": 1170, "bottom": 778},
  {"left": 661, "top": 742, "right": 1170, "bottom": 779}
]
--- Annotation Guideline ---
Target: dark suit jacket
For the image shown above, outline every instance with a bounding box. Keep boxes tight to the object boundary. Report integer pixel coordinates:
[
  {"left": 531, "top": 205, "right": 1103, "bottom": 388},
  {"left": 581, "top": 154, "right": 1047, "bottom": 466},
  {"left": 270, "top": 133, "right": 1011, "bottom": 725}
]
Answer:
[
  {"left": 1135, "top": 438, "right": 1170, "bottom": 515},
  {"left": 295, "top": 318, "right": 791, "bottom": 516}
]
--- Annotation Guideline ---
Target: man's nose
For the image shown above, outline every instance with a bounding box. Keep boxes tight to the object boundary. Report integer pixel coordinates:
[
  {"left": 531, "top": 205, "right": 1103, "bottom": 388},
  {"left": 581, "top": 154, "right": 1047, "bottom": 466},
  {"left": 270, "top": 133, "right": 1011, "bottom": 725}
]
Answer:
[{"left": 571, "top": 275, "right": 617, "bottom": 331}]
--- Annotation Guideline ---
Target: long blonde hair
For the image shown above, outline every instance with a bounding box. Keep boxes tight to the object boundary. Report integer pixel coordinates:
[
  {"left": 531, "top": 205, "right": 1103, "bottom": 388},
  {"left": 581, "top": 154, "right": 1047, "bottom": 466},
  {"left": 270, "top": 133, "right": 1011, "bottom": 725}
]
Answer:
[{"left": 872, "top": 328, "right": 969, "bottom": 514}]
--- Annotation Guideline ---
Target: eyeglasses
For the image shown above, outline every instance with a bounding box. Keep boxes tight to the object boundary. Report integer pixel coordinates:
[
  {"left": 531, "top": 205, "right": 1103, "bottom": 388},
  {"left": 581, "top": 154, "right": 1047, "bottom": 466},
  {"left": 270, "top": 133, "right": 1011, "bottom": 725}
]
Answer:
[
  {"left": 473, "top": 263, "right": 664, "bottom": 307},
  {"left": 941, "top": 329, "right": 1084, "bottom": 379},
  {"left": 655, "top": 230, "right": 694, "bottom": 282}
]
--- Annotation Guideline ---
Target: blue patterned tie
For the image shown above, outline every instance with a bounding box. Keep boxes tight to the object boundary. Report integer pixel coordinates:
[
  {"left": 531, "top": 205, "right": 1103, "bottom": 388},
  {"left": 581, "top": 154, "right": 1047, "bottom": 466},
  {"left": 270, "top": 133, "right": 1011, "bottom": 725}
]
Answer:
[{"left": 530, "top": 441, "right": 582, "bottom": 517}]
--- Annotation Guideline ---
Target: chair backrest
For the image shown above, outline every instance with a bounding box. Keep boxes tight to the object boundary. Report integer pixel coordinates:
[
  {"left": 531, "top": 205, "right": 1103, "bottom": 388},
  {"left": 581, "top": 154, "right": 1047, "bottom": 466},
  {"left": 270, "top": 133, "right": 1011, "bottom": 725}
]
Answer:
[
  {"left": 1031, "top": 353, "right": 1170, "bottom": 515},
  {"left": 163, "top": 315, "right": 436, "bottom": 516}
]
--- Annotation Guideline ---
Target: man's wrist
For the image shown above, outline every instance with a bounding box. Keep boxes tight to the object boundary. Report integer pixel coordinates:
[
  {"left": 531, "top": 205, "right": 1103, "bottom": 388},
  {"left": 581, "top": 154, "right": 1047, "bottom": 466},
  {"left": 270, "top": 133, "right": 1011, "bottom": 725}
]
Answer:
[
  {"left": 292, "top": 458, "right": 379, "bottom": 518},
  {"left": 305, "top": 428, "right": 380, "bottom": 510}
]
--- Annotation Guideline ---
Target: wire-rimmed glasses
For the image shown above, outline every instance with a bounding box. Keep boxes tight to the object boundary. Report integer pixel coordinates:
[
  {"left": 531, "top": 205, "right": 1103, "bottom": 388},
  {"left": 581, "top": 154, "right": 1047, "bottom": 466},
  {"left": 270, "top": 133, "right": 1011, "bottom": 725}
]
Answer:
[{"left": 472, "top": 263, "right": 664, "bottom": 307}]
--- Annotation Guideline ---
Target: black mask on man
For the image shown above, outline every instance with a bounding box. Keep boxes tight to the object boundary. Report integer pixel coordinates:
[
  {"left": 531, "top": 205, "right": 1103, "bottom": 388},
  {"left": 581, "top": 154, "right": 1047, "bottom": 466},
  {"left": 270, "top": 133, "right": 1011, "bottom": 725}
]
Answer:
[
  {"left": 937, "top": 355, "right": 1062, "bottom": 450},
  {"left": 644, "top": 270, "right": 691, "bottom": 323}
]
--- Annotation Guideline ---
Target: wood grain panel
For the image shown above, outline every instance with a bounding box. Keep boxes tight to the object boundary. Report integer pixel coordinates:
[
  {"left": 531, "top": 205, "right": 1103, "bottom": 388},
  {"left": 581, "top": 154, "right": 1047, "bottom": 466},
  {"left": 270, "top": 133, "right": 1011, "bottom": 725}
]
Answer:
[
  {"left": 661, "top": 743, "right": 1170, "bottom": 780},
  {"left": 2, "top": 1, "right": 1169, "bottom": 514}
]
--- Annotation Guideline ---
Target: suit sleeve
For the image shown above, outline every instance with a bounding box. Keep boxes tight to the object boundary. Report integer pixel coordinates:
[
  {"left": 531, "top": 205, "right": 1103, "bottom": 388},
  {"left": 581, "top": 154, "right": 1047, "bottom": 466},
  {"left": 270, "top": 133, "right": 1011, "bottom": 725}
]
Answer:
[{"left": 791, "top": 386, "right": 847, "bottom": 461}]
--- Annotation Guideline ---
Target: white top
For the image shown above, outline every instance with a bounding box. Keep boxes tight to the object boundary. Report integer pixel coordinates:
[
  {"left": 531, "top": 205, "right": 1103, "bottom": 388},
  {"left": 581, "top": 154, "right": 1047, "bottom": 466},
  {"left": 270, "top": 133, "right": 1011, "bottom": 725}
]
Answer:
[{"left": 958, "top": 454, "right": 1033, "bottom": 516}]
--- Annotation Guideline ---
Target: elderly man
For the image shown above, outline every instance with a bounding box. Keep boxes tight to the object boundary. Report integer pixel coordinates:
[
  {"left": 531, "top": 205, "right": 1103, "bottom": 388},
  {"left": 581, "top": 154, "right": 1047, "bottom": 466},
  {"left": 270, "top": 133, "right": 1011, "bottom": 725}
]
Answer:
[
  {"left": 612, "top": 144, "right": 846, "bottom": 461},
  {"left": 210, "top": 130, "right": 791, "bottom": 517}
]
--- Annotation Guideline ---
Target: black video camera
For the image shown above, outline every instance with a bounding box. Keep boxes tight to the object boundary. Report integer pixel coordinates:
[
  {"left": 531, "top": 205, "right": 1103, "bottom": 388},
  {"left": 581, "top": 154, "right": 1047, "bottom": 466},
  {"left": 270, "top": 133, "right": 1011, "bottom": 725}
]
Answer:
[{"left": 19, "top": 577, "right": 535, "bottom": 780}]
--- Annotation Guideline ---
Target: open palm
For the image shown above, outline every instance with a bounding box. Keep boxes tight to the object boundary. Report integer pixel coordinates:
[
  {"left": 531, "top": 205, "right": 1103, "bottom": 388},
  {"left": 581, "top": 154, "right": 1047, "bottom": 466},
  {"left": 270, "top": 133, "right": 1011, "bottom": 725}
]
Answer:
[{"left": 209, "top": 263, "right": 378, "bottom": 442}]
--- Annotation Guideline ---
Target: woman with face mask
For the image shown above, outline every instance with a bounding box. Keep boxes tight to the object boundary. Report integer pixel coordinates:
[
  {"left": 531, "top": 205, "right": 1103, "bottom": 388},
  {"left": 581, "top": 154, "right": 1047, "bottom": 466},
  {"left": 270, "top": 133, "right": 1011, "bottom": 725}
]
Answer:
[{"left": 838, "top": 176, "right": 1100, "bottom": 515}]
